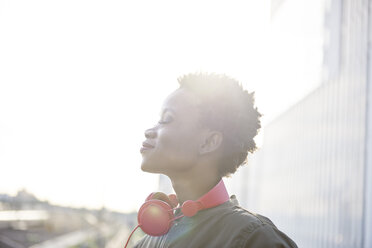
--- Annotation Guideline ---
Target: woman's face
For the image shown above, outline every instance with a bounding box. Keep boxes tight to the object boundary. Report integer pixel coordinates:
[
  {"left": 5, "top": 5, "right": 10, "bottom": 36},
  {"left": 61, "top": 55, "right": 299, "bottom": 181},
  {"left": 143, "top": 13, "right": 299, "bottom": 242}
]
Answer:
[{"left": 140, "top": 88, "right": 205, "bottom": 176}]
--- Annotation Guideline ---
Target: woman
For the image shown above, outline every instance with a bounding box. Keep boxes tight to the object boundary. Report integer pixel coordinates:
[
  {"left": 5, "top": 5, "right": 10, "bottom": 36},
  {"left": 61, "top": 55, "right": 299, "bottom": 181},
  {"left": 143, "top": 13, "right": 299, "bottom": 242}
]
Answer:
[{"left": 134, "top": 73, "right": 298, "bottom": 248}]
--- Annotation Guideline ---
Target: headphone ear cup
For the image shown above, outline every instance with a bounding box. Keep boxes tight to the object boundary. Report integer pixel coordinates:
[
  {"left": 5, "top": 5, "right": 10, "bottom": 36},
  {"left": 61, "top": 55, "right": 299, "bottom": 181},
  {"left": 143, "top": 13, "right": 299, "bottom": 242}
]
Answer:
[
  {"left": 145, "top": 192, "right": 155, "bottom": 201},
  {"left": 138, "top": 199, "right": 174, "bottom": 236},
  {"left": 149, "top": 192, "right": 175, "bottom": 207},
  {"left": 181, "top": 200, "right": 202, "bottom": 217},
  {"left": 168, "top": 194, "right": 178, "bottom": 208}
]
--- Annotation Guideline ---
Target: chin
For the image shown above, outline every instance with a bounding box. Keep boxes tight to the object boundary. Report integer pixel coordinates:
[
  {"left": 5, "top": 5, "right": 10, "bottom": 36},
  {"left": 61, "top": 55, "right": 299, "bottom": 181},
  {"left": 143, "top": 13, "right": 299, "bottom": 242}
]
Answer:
[
  {"left": 140, "top": 161, "right": 150, "bottom": 172},
  {"left": 141, "top": 160, "right": 162, "bottom": 174}
]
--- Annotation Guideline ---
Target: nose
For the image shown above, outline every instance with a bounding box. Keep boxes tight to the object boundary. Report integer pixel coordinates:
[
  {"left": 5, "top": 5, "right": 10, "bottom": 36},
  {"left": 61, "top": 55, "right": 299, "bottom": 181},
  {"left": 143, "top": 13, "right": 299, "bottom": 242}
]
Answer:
[{"left": 144, "top": 127, "right": 157, "bottom": 139}]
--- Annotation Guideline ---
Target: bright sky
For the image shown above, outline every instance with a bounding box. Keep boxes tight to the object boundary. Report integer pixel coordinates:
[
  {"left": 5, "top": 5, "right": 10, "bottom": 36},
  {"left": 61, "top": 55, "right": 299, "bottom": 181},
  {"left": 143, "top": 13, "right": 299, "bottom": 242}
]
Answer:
[{"left": 0, "top": 0, "right": 324, "bottom": 212}]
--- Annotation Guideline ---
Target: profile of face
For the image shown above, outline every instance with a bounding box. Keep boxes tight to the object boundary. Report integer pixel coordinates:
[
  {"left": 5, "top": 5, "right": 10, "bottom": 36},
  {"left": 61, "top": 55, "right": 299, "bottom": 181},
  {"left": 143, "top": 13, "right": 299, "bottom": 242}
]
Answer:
[{"left": 140, "top": 88, "right": 206, "bottom": 176}]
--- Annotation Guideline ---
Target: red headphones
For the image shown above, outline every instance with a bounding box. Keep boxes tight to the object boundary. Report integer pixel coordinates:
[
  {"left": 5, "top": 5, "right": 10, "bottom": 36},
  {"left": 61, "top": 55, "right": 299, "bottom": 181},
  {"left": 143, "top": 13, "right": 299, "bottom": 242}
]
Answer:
[{"left": 137, "top": 179, "right": 229, "bottom": 236}]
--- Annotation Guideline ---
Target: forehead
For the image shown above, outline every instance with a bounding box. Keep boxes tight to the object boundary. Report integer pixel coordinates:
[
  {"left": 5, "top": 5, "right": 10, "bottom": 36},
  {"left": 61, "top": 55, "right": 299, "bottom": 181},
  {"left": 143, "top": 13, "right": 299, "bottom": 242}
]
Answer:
[{"left": 161, "top": 88, "right": 201, "bottom": 116}]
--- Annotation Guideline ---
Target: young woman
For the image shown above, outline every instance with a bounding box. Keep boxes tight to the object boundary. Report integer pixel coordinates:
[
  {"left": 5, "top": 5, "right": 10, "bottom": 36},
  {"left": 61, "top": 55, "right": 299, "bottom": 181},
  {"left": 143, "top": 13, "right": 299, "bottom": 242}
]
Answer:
[{"left": 135, "top": 73, "right": 298, "bottom": 248}]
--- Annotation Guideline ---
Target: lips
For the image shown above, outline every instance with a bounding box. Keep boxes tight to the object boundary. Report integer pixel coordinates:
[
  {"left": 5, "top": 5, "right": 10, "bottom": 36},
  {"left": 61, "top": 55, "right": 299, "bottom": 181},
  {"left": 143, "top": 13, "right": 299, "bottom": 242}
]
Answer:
[
  {"left": 142, "top": 142, "right": 155, "bottom": 148},
  {"left": 140, "top": 141, "right": 155, "bottom": 153}
]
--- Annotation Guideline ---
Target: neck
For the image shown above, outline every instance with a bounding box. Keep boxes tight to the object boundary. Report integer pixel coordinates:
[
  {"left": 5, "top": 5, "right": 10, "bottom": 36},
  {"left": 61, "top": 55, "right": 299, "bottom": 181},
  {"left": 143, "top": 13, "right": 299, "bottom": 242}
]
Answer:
[{"left": 169, "top": 172, "right": 221, "bottom": 205}]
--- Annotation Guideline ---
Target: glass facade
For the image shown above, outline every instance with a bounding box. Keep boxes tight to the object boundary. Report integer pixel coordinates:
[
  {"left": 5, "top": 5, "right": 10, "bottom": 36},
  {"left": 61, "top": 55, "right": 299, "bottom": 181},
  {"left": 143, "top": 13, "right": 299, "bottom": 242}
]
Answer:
[{"left": 227, "top": 0, "right": 372, "bottom": 247}]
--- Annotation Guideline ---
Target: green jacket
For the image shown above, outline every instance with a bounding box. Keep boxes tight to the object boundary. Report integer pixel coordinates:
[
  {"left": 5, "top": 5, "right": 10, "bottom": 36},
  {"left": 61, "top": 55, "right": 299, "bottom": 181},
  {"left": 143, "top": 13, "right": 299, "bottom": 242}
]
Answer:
[{"left": 134, "top": 196, "right": 298, "bottom": 248}]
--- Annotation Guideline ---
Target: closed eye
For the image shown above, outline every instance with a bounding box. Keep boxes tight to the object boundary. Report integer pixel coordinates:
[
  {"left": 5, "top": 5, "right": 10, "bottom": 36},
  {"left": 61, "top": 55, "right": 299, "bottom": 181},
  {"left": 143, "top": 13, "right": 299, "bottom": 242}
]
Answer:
[
  {"left": 158, "top": 109, "right": 175, "bottom": 124},
  {"left": 158, "top": 120, "right": 171, "bottom": 124}
]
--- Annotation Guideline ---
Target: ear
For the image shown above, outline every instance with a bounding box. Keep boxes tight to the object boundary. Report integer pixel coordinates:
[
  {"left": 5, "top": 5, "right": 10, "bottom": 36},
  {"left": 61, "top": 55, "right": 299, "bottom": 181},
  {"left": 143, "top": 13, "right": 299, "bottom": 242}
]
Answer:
[{"left": 199, "top": 130, "right": 223, "bottom": 155}]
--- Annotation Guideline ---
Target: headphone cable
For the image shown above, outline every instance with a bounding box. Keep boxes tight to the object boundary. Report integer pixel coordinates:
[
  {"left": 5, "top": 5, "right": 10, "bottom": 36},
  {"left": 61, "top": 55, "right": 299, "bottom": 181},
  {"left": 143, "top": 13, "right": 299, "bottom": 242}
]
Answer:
[{"left": 124, "top": 224, "right": 140, "bottom": 248}]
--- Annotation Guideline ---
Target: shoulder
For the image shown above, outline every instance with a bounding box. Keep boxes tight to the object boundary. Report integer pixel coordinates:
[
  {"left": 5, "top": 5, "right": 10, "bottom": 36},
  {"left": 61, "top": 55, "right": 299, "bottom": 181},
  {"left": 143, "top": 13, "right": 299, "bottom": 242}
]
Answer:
[
  {"left": 210, "top": 200, "right": 276, "bottom": 232},
  {"left": 208, "top": 200, "right": 298, "bottom": 247}
]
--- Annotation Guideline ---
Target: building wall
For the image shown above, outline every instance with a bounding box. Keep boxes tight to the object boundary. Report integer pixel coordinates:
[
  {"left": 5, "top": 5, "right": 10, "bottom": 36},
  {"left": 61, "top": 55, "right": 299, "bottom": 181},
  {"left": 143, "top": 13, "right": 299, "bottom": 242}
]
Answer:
[
  {"left": 363, "top": 1, "right": 372, "bottom": 247},
  {"left": 229, "top": 0, "right": 371, "bottom": 247}
]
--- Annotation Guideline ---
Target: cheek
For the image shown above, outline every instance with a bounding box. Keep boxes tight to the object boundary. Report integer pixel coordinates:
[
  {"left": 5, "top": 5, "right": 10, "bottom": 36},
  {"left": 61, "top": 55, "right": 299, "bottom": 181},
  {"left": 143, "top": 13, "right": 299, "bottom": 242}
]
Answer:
[
  {"left": 141, "top": 128, "right": 201, "bottom": 173},
  {"left": 158, "top": 129, "right": 199, "bottom": 158}
]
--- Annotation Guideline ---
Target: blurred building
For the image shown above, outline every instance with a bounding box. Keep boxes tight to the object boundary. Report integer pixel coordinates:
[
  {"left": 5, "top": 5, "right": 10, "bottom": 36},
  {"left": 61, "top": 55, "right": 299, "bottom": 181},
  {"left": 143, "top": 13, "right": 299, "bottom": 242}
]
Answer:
[
  {"left": 228, "top": 0, "right": 372, "bottom": 248},
  {"left": 0, "top": 190, "right": 134, "bottom": 248}
]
